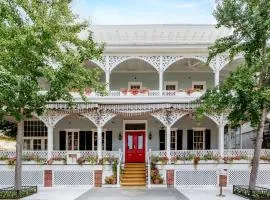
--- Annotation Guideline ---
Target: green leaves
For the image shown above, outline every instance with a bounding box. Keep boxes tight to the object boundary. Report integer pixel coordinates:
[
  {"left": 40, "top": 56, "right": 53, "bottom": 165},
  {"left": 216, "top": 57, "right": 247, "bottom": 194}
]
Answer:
[
  {"left": 199, "top": 0, "right": 270, "bottom": 129},
  {"left": 0, "top": 0, "right": 105, "bottom": 121}
]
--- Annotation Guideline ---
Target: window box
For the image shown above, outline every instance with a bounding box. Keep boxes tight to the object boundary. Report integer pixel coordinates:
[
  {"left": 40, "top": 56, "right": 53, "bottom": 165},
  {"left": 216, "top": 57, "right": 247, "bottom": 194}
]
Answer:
[
  {"left": 0, "top": 160, "right": 7, "bottom": 165},
  {"left": 23, "top": 161, "right": 37, "bottom": 165}
]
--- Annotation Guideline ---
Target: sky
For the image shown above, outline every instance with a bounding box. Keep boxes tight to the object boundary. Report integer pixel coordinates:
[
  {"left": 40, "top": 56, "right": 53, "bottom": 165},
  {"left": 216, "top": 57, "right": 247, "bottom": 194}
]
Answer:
[{"left": 71, "top": 0, "right": 217, "bottom": 25}]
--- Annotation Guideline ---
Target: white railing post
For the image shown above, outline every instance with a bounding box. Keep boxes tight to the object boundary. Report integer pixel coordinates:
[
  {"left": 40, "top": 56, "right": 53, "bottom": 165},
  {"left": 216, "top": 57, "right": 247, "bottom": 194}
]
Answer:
[
  {"left": 117, "top": 148, "right": 122, "bottom": 187},
  {"left": 105, "top": 70, "right": 110, "bottom": 91},
  {"left": 148, "top": 149, "right": 151, "bottom": 188}
]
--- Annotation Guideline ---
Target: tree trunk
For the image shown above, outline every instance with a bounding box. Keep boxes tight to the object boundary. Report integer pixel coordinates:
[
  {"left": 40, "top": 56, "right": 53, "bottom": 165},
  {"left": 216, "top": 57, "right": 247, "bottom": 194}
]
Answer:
[
  {"left": 14, "top": 120, "right": 23, "bottom": 190},
  {"left": 249, "top": 108, "right": 268, "bottom": 190}
]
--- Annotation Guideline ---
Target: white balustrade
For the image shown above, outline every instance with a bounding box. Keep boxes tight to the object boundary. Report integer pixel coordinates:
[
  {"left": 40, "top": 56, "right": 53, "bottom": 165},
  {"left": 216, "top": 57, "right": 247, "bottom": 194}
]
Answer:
[
  {"left": 148, "top": 90, "right": 160, "bottom": 96},
  {"left": 80, "top": 151, "right": 98, "bottom": 158},
  {"left": 23, "top": 151, "right": 48, "bottom": 160},
  {"left": 170, "top": 150, "right": 221, "bottom": 158},
  {"left": 223, "top": 149, "right": 255, "bottom": 158},
  {"left": 102, "top": 151, "right": 119, "bottom": 158},
  {"left": 151, "top": 150, "right": 167, "bottom": 157},
  {"left": 109, "top": 91, "right": 121, "bottom": 96}
]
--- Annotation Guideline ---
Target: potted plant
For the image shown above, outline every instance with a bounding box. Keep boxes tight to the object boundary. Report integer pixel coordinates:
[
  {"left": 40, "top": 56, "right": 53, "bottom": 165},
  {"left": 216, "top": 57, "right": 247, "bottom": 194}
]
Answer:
[
  {"left": 260, "top": 155, "right": 270, "bottom": 163},
  {"left": 85, "top": 155, "right": 98, "bottom": 164},
  {"left": 183, "top": 153, "right": 194, "bottom": 164},
  {"left": 233, "top": 155, "right": 249, "bottom": 163},
  {"left": 193, "top": 156, "right": 200, "bottom": 165},
  {"left": 48, "top": 155, "right": 66, "bottom": 165},
  {"left": 0, "top": 155, "right": 8, "bottom": 164}
]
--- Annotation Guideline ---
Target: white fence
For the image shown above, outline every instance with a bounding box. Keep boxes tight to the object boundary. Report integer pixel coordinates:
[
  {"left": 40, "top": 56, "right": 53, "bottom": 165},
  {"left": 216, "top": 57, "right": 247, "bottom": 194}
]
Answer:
[{"left": 53, "top": 170, "right": 94, "bottom": 186}]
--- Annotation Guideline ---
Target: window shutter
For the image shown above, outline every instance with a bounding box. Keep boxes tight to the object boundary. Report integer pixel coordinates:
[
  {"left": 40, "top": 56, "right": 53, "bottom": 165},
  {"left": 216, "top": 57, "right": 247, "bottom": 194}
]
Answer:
[
  {"left": 177, "top": 130, "right": 183, "bottom": 150},
  {"left": 187, "top": 130, "right": 193, "bottom": 150},
  {"left": 205, "top": 129, "right": 211, "bottom": 149},
  {"left": 79, "top": 131, "right": 86, "bottom": 150},
  {"left": 85, "top": 131, "right": 92, "bottom": 150},
  {"left": 159, "top": 130, "right": 165, "bottom": 150},
  {"left": 106, "top": 131, "right": 113, "bottom": 151},
  {"left": 59, "top": 131, "right": 66, "bottom": 150}
]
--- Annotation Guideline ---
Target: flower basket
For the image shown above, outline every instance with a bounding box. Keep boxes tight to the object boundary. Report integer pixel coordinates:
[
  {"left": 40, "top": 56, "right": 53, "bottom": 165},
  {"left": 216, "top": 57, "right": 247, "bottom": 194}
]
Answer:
[{"left": 175, "top": 160, "right": 184, "bottom": 164}]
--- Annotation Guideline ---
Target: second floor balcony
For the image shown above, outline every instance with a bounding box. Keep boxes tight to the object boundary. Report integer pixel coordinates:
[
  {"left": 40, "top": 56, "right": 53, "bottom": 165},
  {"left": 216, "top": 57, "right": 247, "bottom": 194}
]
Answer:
[{"left": 40, "top": 56, "right": 242, "bottom": 102}]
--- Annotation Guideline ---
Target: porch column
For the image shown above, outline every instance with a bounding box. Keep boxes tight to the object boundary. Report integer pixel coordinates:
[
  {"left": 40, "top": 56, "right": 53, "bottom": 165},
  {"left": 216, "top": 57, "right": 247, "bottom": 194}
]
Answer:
[
  {"left": 218, "top": 125, "right": 225, "bottom": 157},
  {"left": 47, "top": 125, "right": 54, "bottom": 159},
  {"left": 159, "top": 71, "right": 163, "bottom": 95},
  {"left": 227, "top": 124, "right": 232, "bottom": 149},
  {"left": 214, "top": 69, "right": 220, "bottom": 87},
  {"left": 105, "top": 71, "right": 110, "bottom": 91},
  {"left": 97, "top": 126, "right": 102, "bottom": 160},
  {"left": 166, "top": 126, "right": 171, "bottom": 162}
]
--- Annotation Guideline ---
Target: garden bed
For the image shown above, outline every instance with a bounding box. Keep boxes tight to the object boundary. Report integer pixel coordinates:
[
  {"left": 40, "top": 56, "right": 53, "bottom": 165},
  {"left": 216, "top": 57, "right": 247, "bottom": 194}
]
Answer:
[
  {"left": 0, "top": 186, "right": 37, "bottom": 199},
  {"left": 233, "top": 185, "right": 270, "bottom": 199}
]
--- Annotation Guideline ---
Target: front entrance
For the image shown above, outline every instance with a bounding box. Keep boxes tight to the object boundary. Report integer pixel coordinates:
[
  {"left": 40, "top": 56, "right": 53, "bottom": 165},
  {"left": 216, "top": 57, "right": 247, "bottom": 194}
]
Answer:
[{"left": 125, "top": 131, "right": 145, "bottom": 163}]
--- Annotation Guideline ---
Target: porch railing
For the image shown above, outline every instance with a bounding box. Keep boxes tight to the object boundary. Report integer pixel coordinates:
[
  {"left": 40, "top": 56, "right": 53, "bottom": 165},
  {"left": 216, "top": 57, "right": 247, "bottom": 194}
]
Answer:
[
  {"left": 170, "top": 150, "right": 221, "bottom": 158},
  {"left": 147, "top": 149, "right": 151, "bottom": 188},
  {"left": 117, "top": 149, "right": 122, "bottom": 187}
]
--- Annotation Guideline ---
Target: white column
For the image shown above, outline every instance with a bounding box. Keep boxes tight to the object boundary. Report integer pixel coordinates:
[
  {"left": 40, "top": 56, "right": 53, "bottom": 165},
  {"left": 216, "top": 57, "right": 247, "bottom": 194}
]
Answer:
[
  {"left": 97, "top": 126, "right": 102, "bottom": 160},
  {"left": 47, "top": 125, "right": 54, "bottom": 159},
  {"left": 218, "top": 125, "right": 225, "bottom": 157},
  {"left": 105, "top": 71, "right": 110, "bottom": 91},
  {"left": 214, "top": 70, "right": 220, "bottom": 87},
  {"left": 166, "top": 126, "right": 171, "bottom": 162},
  {"left": 159, "top": 70, "right": 163, "bottom": 95},
  {"left": 228, "top": 124, "right": 232, "bottom": 149}
]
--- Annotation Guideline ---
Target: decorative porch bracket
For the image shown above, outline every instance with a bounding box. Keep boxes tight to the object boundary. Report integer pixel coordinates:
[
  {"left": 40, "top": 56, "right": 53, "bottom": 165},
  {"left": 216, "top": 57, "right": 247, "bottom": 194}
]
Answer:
[
  {"left": 34, "top": 111, "right": 69, "bottom": 159},
  {"left": 207, "top": 113, "right": 228, "bottom": 157},
  {"left": 151, "top": 109, "right": 189, "bottom": 162},
  {"left": 81, "top": 109, "right": 116, "bottom": 160}
]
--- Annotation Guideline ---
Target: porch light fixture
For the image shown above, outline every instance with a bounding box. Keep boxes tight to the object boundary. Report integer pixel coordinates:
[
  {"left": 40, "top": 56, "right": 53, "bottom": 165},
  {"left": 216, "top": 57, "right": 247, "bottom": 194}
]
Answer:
[
  {"left": 118, "top": 131, "right": 122, "bottom": 141},
  {"left": 148, "top": 129, "right": 152, "bottom": 140}
]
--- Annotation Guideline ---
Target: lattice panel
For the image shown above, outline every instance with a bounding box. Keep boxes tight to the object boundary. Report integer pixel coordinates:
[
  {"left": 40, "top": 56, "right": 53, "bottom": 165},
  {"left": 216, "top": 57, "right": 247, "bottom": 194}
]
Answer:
[
  {"left": 228, "top": 170, "right": 250, "bottom": 186},
  {"left": 53, "top": 170, "right": 94, "bottom": 186},
  {"left": 175, "top": 170, "right": 217, "bottom": 186},
  {"left": 229, "top": 170, "right": 270, "bottom": 186},
  {"left": 0, "top": 171, "right": 43, "bottom": 186}
]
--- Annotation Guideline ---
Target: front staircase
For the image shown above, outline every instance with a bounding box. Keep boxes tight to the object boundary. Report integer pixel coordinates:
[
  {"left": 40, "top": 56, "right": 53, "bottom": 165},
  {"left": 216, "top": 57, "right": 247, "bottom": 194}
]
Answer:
[{"left": 121, "top": 163, "right": 146, "bottom": 187}]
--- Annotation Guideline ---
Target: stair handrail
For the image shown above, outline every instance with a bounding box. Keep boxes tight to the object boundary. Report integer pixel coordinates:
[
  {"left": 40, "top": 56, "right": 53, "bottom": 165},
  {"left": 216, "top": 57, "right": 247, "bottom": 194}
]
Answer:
[
  {"left": 147, "top": 148, "right": 151, "bottom": 188},
  {"left": 117, "top": 148, "right": 122, "bottom": 187}
]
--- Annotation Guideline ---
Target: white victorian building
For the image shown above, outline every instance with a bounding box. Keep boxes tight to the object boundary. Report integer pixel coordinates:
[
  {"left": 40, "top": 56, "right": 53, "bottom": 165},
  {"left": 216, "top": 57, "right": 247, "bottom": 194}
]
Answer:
[{"left": 1, "top": 24, "right": 270, "bottom": 188}]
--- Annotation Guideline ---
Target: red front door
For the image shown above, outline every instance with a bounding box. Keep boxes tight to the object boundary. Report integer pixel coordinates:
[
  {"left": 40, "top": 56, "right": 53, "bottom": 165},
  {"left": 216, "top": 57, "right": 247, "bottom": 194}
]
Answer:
[{"left": 125, "top": 131, "right": 145, "bottom": 163}]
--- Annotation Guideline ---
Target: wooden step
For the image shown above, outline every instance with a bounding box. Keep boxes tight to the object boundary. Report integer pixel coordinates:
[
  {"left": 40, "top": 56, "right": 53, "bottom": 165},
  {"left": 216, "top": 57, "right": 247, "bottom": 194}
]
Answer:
[
  {"left": 123, "top": 168, "right": 145, "bottom": 172},
  {"left": 121, "top": 178, "right": 146, "bottom": 183},
  {"left": 124, "top": 166, "right": 145, "bottom": 169},
  {"left": 122, "top": 173, "right": 146, "bottom": 178},
  {"left": 124, "top": 170, "right": 145, "bottom": 174},
  {"left": 121, "top": 182, "right": 146, "bottom": 186}
]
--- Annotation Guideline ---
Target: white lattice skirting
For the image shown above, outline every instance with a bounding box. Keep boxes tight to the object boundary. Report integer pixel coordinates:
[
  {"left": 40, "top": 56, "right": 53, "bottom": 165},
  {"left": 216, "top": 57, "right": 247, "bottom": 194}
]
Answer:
[
  {"left": 174, "top": 169, "right": 270, "bottom": 187},
  {"left": 53, "top": 170, "right": 94, "bottom": 186},
  {"left": 0, "top": 170, "right": 44, "bottom": 186}
]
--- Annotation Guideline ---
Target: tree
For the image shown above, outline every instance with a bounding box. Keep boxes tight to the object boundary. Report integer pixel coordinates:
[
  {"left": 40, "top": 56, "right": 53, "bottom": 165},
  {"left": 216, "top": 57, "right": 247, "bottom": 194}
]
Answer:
[
  {"left": 197, "top": 0, "right": 270, "bottom": 189},
  {"left": 0, "top": 0, "right": 105, "bottom": 190}
]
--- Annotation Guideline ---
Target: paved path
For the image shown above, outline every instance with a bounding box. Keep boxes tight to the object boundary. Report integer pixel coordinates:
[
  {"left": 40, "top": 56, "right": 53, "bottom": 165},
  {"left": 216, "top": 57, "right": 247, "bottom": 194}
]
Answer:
[
  {"left": 75, "top": 188, "right": 189, "bottom": 200},
  {"left": 178, "top": 188, "right": 245, "bottom": 200},
  {"left": 22, "top": 187, "right": 90, "bottom": 200}
]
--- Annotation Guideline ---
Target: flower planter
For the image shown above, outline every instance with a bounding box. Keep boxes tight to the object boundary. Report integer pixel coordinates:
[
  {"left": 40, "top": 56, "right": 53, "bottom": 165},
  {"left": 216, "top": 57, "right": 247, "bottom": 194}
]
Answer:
[
  {"left": 0, "top": 160, "right": 7, "bottom": 165},
  {"left": 233, "top": 160, "right": 248, "bottom": 164},
  {"left": 156, "top": 161, "right": 163, "bottom": 165},
  {"left": 176, "top": 92, "right": 186, "bottom": 96},
  {"left": 184, "top": 160, "right": 193, "bottom": 164},
  {"left": 53, "top": 160, "right": 64, "bottom": 165},
  {"left": 23, "top": 161, "right": 37, "bottom": 165},
  {"left": 175, "top": 160, "right": 184, "bottom": 164},
  {"left": 190, "top": 91, "right": 202, "bottom": 96}
]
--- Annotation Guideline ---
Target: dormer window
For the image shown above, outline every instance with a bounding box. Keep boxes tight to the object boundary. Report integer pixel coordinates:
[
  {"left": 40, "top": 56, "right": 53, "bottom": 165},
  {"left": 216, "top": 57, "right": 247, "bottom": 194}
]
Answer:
[
  {"left": 192, "top": 81, "right": 206, "bottom": 91},
  {"left": 128, "top": 82, "right": 142, "bottom": 90},
  {"left": 164, "top": 81, "right": 178, "bottom": 91}
]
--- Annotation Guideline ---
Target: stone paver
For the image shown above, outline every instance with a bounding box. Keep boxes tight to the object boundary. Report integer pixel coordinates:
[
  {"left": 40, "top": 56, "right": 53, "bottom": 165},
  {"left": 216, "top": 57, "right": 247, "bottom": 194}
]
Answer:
[
  {"left": 22, "top": 187, "right": 90, "bottom": 200},
  {"left": 177, "top": 187, "right": 245, "bottom": 200},
  {"left": 75, "top": 188, "right": 189, "bottom": 200}
]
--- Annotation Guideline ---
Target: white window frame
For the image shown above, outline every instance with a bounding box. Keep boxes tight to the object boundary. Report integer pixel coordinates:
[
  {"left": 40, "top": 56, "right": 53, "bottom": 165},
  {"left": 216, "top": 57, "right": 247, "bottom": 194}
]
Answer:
[
  {"left": 65, "top": 129, "right": 80, "bottom": 151},
  {"left": 192, "top": 81, "right": 206, "bottom": 91},
  {"left": 91, "top": 129, "right": 108, "bottom": 151},
  {"left": 192, "top": 128, "right": 206, "bottom": 150},
  {"left": 23, "top": 137, "right": 47, "bottom": 150},
  {"left": 164, "top": 81, "right": 178, "bottom": 91},
  {"left": 128, "top": 82, "right": 142, "bottom": 90},
  {"left": 170, "top": 128, "right": 178, "bottom": 150}
]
